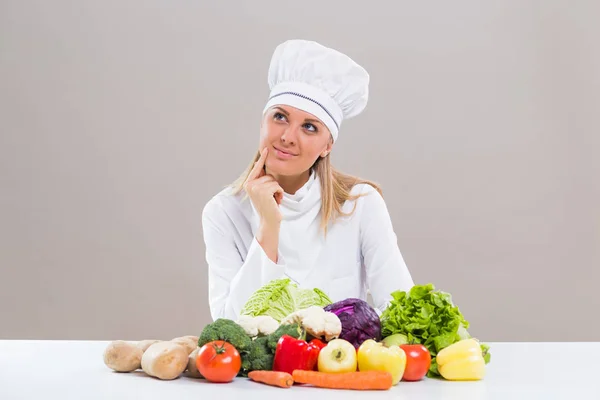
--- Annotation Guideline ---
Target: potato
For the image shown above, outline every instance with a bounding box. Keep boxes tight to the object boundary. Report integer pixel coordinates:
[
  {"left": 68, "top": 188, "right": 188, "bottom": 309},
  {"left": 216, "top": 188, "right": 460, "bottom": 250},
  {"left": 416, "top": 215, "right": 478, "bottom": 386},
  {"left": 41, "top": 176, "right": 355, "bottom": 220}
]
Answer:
[
  {"left": 183, "top": 335, "right": 199, "bottom": 344},
  {"left": 103, "top": 340, "right": 143, "bottom": 372},
  {"left": 170, "top": 336, "right": 197, "bottom": 355},
  {"left": 185, "top": 347, "right": 203, "bottom": 378},
  {"left": 135, "top": 340, "right": 162, "bottom": 353},
  {"left": 141, "top": 341, "right": 188, "bottom": 380}
]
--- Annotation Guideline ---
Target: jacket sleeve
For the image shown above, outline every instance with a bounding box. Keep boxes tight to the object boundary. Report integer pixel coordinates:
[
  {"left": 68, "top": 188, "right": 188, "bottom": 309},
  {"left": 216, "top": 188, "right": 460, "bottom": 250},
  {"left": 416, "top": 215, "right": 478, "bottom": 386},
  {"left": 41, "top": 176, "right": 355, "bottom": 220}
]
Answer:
[
  {"left": 202, "top": 198, "right": 287, "bottom": 321},
  {"left": 358, "top": 185, "right": 415, "bottom": 313}
]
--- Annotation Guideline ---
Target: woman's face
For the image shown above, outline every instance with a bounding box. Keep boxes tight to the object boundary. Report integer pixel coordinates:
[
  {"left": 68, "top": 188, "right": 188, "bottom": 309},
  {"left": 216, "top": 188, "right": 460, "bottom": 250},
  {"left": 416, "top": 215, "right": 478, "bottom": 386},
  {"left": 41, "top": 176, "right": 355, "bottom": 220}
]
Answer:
[{"left": 259, "top": 105, "right": 333, "bottom": 177}]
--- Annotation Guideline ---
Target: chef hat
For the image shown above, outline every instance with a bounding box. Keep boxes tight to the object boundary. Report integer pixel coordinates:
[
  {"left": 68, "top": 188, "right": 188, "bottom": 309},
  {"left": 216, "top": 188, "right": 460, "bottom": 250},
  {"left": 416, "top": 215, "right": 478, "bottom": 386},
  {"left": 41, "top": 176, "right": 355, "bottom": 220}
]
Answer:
[{"left": 263, "top": 39, "right": 370, "bottom": 142}]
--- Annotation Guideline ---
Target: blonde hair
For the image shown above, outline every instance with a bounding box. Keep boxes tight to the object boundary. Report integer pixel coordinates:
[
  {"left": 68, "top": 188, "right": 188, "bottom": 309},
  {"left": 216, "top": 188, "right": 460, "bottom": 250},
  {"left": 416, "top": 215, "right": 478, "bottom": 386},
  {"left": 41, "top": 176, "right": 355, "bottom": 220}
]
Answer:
[{"left": 230, "top": 151, "right": 382, "bottom": 235}]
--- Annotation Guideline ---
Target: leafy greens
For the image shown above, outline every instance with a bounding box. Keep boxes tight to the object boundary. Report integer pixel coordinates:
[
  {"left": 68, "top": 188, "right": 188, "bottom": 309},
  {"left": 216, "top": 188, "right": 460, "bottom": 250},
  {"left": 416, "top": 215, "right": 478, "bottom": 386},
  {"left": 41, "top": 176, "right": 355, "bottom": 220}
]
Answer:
[
  {"left": 380, "top": 283, "right": 491, "bottom": 377},
  {"left": 240, "top": 278, "right": 332, "bottom": 322}
]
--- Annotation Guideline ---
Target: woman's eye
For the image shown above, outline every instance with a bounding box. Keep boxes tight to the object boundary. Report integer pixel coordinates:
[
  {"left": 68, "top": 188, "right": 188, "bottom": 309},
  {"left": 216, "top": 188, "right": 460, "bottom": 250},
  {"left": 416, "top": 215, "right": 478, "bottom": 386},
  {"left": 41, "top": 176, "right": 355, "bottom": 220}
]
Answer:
[
  {"left": 303, "top": 123, "right": 317, "bottom": 133},
  {"left": 273, "top": 112, "right": 287, "bottom": 121}
]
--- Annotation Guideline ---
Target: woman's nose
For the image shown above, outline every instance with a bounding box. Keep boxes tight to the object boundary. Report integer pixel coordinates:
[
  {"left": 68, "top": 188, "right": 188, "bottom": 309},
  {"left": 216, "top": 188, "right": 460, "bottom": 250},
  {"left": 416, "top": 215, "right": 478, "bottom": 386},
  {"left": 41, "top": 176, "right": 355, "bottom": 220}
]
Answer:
[{"left": 280, "top": 125, "right": 298, "bottom": 144}]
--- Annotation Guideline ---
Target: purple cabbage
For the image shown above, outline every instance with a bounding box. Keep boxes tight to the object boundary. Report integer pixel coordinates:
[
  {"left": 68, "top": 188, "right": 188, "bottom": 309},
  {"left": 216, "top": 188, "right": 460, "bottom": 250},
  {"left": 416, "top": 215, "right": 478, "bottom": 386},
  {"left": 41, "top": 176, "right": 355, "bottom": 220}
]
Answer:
[{"left": 324, "top": 298, "right": 382, "bottom": 348}]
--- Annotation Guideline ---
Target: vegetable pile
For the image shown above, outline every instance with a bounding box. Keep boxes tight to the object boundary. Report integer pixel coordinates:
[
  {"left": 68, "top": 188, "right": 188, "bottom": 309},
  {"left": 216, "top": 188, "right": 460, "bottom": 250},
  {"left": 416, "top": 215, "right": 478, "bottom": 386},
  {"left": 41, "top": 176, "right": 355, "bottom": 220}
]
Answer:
[
  {"left": 103, "top": 280, "right": 491, "bottom": 390},
  {"left": 379, "top": 283, "right": 491, "bottom": 377}
]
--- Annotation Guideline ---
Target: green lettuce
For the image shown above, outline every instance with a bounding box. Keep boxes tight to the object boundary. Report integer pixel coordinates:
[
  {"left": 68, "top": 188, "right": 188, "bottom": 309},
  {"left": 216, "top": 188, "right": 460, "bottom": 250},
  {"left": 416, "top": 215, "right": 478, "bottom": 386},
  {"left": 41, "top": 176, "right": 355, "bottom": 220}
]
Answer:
[
  {"left": 240, "top": 278, "right": 332, "bottom": 322},
  {"left": 380, "top": 283, "right": 491, "bottom": 377}
]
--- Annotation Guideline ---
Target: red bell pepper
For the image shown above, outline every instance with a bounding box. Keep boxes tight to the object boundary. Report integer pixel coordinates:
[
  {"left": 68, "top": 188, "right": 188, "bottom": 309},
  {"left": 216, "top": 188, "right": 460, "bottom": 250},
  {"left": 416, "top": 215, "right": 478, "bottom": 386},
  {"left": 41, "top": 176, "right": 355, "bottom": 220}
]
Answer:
[
  {"left": 273, "top": 335, "right": 320, "bottom": 375},
  {"left": 309, "top": 339, "right": 327, "bottom": 350},
  {"left": 309, "top": 339, "right": 327, "bottom": 370}
]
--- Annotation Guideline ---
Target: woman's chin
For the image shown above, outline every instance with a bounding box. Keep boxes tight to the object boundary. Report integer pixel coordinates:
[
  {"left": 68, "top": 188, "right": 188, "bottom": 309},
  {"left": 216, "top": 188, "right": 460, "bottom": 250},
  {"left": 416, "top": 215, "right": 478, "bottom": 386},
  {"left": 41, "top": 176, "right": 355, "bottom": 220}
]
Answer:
[{"left": 265, "top": 160, "right": 299, "bottom": 177}]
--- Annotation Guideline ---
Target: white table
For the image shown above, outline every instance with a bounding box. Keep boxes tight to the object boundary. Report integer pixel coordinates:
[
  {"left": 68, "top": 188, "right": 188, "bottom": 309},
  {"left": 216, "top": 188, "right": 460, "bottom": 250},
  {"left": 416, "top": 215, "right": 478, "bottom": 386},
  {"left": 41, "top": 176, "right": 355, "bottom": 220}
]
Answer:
[{"left": 0, "top": 340, "right": 598, "bottom": 399}]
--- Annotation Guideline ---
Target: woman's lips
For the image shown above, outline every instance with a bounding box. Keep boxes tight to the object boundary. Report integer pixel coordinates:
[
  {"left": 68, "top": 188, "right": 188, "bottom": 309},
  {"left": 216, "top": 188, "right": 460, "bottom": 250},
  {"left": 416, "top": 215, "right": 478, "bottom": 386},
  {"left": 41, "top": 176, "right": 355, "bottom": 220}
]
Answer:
[{"left": 273, "top": 147, "right": 297, "bottom": 159}]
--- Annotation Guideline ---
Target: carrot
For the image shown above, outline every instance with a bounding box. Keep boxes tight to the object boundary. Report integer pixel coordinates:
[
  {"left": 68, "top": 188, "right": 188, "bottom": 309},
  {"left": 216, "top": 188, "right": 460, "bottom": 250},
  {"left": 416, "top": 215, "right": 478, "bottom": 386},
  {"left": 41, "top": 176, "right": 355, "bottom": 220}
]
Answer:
[
  {"left": 292, "top": 370, "right": 393, "bottom": 391},
  {"left": 248, "top": 370, "right": 294, "bottom": 388}
]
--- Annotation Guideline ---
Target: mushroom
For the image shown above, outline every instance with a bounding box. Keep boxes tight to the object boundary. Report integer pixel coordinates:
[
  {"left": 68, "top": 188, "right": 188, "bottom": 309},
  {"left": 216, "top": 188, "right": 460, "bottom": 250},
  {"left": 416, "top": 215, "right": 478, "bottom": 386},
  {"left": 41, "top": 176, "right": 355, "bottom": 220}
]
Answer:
[
  {"left": 141, "top": 341, "right": 188, "bottom": 380},
  {"left": 103, "top": 340, "right": 143, "bottom": 372}
]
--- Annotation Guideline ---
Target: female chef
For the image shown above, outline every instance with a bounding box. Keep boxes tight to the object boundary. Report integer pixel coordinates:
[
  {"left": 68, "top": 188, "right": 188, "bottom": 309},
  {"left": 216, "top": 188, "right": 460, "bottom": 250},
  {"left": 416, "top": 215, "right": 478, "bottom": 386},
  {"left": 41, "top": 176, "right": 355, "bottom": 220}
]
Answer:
[{"left": 202, "top": 39, "right": 415, "bottom": 321}]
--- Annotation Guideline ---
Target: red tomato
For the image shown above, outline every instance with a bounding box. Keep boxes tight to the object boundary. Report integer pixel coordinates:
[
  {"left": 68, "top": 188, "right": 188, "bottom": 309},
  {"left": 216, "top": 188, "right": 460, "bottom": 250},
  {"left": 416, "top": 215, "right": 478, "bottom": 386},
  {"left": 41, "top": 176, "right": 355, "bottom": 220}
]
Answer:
[
  {"left": 400, "top": 344, "right": 431, "bottom": 381},
  {"left": 196, "top": 341, "right": 241, "bottom": 383}
]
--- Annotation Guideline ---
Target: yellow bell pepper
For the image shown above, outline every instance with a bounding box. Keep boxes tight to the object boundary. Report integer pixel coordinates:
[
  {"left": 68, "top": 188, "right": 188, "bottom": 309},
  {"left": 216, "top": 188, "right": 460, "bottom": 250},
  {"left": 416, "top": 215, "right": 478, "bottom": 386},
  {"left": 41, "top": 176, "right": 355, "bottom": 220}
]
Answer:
[
  {"left": 357, "top": 339, "right": 407, "bottom": 385},
  {"left": 436, "top": 339, "right": 486, "bottom": 381}
]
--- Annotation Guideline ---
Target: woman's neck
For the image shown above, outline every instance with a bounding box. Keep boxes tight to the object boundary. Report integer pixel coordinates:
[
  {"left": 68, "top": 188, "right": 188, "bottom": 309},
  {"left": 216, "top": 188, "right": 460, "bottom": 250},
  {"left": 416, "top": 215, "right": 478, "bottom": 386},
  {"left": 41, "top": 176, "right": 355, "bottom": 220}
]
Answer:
[{"left": 267, "top": 169, "right": 311, "bottom": 195}]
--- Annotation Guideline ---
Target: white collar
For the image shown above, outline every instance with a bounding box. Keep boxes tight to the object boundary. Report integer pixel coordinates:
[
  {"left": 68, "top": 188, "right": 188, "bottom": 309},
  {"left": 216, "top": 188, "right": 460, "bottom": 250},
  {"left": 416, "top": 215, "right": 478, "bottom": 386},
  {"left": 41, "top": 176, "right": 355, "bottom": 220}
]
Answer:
[
  {"left": 283, "top": 169, "right": 316, "bottom": 201},
  {"left": 247, "top": 169, "right": 321, "bottom": 225},
  {"left": 280, "top": 169, "right": 321, "bottom": 221}
]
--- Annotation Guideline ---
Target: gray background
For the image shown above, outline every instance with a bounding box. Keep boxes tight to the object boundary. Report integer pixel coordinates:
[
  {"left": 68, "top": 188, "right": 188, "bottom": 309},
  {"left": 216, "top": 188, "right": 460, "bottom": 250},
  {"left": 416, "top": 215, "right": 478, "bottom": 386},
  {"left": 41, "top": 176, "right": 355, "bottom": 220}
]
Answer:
[{"left": 1, "top": 1, "right": 598, "bottom": 342}]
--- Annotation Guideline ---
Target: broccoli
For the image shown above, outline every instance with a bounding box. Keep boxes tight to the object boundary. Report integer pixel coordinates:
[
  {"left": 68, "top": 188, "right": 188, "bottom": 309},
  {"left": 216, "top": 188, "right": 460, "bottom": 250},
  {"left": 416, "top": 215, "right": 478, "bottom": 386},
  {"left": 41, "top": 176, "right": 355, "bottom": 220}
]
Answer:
[
  {"left": 238, "top": 322, "right": 303, "bottom": 376},
  {"left": 198, "top": 318, "right": 253, "bottom": 353},
  {"left": 245, "top": 336, "right": 273, "bottom": 372},
  {"left": 266, "top": 322, "right": 303, "bottom": 351},
  {"left": 238, "top": 337, "right": 272, "bottom": 377}
]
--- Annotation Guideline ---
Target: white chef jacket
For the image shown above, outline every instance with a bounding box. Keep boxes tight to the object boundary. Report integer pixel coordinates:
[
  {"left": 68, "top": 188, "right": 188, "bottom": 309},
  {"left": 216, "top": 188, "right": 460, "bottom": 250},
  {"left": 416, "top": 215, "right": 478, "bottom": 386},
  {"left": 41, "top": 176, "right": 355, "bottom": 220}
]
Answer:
[{"left": 202, "top": 170, "right": 414, "bottom": 321}]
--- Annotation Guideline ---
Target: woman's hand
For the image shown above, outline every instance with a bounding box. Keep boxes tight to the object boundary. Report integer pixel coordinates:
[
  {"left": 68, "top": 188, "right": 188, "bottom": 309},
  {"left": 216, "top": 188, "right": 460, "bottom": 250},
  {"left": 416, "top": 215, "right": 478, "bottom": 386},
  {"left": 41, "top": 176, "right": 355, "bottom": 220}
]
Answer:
[
  {"left": 244, "top": 147, "right": 284, "bottom": 226},
  {"left": 243, "top": 147, "right": 283, "bottom": 263}
]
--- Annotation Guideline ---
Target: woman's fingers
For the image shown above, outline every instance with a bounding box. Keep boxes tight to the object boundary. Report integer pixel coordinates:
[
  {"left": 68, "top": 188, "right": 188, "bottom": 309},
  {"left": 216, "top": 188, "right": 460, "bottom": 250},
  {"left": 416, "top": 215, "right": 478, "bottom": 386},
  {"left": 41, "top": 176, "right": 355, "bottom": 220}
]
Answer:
[
  {"left": 260, "top": 182, "right": 284, "bottom": 205},
  {"left": 264, "top": 181, "right": 283, "bottom": 195},
  {"left": 245, "top": 175, "right": 275, "bottom": 193},
  {"left": 273, "top": 187, "right": 284, "bottom": 205},
  {"left": 243, "top": 147, "right": 284, "bottom": 211},
  {"left": 248, "top": 179, "right": 279, "bottom": 196},
  {"left": 247, "top": 147, "right": 268, "bottom": 181}
]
